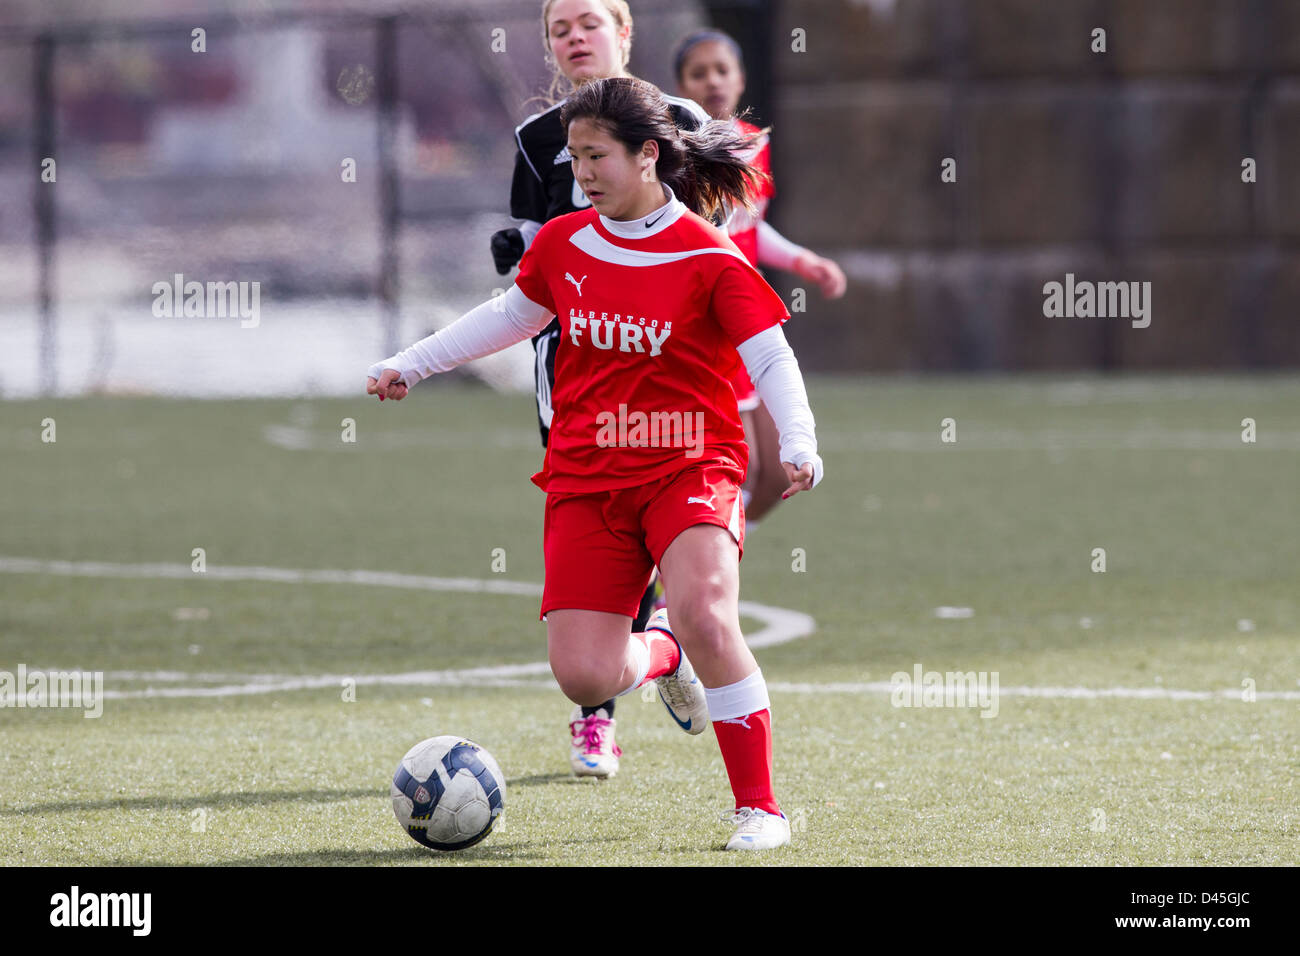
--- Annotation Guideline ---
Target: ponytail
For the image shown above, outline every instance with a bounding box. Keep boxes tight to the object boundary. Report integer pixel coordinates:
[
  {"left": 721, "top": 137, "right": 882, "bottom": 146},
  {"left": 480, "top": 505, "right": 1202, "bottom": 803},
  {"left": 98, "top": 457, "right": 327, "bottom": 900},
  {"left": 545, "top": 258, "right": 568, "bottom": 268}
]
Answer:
[{"left": 664, "top": 120, "right": 768, "bottom": 222}]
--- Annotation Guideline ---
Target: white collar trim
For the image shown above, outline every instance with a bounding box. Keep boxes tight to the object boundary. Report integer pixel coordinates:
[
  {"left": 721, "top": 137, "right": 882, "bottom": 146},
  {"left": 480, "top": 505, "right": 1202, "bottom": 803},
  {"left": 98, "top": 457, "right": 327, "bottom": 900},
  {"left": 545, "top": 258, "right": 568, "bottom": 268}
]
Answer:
[{"left": 597, "top": 183, "right": 687, "bottom": 239}]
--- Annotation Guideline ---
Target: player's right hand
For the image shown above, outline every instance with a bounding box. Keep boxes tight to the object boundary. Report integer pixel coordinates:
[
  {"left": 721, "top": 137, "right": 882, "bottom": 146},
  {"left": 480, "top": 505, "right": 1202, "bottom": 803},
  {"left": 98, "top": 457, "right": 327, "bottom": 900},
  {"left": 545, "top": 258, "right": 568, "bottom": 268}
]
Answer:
[
  {"left": 781, "top": 460, "right": 815, "bottom": 500},
  {"left": 794, "top": 252, "right": 847, "bottom": 300},
  {"left": 490, "top": 227, "right": 525, "bottom": 275},
  {"left": 367, "top": 369, "right": 408, "bottom": 402}
]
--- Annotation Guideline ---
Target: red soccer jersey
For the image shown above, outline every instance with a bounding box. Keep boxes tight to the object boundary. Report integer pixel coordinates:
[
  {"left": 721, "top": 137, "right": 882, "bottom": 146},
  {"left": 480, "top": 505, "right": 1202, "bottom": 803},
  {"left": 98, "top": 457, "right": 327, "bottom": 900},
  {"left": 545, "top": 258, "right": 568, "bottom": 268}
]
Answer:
[
  {"left": 725, "top": 118, "right": 775, "bottom": 267},
  {"left": 513, "top": 191, "right": 790, "bottom": 493}
]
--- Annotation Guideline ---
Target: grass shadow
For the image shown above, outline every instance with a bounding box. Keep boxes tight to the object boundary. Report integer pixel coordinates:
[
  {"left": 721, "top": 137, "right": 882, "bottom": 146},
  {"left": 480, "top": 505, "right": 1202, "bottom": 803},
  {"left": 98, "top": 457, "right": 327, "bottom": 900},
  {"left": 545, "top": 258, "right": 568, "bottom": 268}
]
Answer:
[
  {"left": 506, "top": 772, "right": 596, "bottom": 788},
  {"left": 2, "top": 787, "right": 379, "bottom": 816}
]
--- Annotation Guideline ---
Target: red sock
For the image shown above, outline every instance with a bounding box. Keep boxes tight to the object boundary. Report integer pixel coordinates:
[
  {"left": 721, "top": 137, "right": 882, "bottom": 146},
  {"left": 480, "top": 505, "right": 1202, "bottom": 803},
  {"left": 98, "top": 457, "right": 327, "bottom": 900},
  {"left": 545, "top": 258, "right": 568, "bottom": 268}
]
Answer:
[
  {"left": 633, "top": 627, "right": 680, "bottom": 685},
  {"left": 712, "top": 708, "right": 781, "bottom": 816}
]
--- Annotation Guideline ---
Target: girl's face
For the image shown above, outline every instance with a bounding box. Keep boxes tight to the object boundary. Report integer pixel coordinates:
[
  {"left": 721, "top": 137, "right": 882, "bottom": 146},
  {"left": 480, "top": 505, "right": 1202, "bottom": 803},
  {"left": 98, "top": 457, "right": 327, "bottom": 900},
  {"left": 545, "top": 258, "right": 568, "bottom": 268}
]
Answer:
[
  {"left": 567, "top": 117, "right": 658, "bottom": 220},
  {"left": 546, "top": 0, "right": 629, "bottom": 85},
  {"left": 677, "top": 39, "right": 745, "bottom": 121}
]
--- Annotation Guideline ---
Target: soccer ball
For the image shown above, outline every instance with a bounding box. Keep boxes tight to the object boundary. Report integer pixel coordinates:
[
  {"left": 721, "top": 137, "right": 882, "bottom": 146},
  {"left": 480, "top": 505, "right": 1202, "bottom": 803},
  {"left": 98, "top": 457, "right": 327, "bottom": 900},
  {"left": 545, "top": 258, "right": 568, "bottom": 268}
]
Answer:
[{"left": 391, "top": 736, "right": 506, "bottom": 851}]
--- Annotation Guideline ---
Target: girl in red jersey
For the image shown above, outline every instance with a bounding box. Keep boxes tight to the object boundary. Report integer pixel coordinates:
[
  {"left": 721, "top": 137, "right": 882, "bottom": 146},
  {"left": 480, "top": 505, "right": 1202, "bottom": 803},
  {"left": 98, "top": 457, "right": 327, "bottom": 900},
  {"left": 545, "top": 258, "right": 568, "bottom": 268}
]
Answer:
[
  {"left": 367, "top": 76, "right": 822, "bottom": 850},
  {"left": 494, "top": 0, "right": 710, "bottom": 779},
  {"left": 674, "top": 29, "right": 846, "bottom": 527}
]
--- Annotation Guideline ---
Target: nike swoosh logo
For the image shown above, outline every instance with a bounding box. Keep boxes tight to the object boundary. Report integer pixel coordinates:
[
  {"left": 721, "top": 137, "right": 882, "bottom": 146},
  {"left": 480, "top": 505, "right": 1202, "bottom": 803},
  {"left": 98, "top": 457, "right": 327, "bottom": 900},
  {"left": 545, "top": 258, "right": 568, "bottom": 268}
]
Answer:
[
  {"left": 659, "top": 690, "right": 693, "bottom": 731},
  {"left": 646, "top": 212, "right": 665, "bottom": 228}
]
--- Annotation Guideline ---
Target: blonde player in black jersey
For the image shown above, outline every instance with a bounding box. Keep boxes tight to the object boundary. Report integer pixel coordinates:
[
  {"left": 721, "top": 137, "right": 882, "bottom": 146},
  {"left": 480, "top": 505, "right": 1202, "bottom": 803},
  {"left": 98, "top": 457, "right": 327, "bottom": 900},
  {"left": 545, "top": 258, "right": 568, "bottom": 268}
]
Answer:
[{"left": 489, "top": 0, "right": 709, "bottom": 780}]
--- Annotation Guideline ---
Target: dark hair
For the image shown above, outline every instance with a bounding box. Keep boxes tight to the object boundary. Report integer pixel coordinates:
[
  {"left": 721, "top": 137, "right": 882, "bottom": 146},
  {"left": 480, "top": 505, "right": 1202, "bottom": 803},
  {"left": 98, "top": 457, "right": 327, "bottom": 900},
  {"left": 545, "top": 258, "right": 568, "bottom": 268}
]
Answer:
[
  {"left": 672, "top": 29, "right": 745, "bottom": 81},
  {"left": 559, "top": 76, "right": 766, "bottom": 221}
]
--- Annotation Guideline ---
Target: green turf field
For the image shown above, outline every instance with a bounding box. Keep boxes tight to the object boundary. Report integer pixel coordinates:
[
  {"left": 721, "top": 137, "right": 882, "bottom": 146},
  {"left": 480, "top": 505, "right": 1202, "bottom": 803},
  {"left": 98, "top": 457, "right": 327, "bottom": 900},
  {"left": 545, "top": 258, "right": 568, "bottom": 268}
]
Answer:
[{"left": 1, "top": 376, "right": 1296, "bottom": 865}]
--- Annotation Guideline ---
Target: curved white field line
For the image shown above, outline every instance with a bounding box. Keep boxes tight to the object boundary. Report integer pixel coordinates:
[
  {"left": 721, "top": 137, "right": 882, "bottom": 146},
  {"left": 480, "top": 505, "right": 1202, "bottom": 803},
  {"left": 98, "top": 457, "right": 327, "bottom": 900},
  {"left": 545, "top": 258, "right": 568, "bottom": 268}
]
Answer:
[
  {"left": 0, "top": 556, "right": 814, "bottom": 700},
  {"left": 5, "top": 556, "right": 1295, "bottom": 702}
]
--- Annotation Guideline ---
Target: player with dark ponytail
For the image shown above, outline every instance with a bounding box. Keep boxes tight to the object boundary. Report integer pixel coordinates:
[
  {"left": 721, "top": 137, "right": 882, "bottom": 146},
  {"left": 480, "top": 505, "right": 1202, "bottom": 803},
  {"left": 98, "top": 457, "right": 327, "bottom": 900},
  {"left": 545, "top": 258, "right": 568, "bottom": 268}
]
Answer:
[
  {"left": 368, "top": 75, "right": 823, "bottom": 850},
  {"left": 490, "top": 0, "right": 710, "bottom": 780}
]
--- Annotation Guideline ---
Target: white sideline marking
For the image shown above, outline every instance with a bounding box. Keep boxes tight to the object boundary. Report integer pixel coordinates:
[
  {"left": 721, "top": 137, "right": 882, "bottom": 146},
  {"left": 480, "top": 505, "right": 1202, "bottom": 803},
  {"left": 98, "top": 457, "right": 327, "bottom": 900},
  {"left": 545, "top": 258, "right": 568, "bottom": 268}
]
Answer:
[
  {"left": 21, "top": 671, "right": 1300, "bottom": 703},
  {"left": 0, "top": 555, "right": 815, "bottom": 700},
  {"left": 766, "top": 682, "right": 1300, "bottom": 701},
  {"left": 263, "top": 424, "right": 538, "bottom": 452},
  {"left": 7, "top": 556, "right": 1294, "bottom": 703},
  {"left": 261, "top": 424, "right": 1300, "bottom": 454},
  {"left": 0, "top": 556, "right": 544, "bottom": 597},
  {"left": 822, "top": 429, "right": 1300, "bottom": 452}
]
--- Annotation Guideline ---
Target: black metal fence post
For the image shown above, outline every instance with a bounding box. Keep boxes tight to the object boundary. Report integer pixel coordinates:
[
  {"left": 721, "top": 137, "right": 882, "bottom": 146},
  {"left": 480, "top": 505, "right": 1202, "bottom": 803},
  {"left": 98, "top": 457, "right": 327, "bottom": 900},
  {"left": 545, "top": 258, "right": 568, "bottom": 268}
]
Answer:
[
  {"left": 34, "top": 33, "right": 57, "bottom": 392},
  {"left": 376, "top": 15, "right": 401, "bottom": 357}
]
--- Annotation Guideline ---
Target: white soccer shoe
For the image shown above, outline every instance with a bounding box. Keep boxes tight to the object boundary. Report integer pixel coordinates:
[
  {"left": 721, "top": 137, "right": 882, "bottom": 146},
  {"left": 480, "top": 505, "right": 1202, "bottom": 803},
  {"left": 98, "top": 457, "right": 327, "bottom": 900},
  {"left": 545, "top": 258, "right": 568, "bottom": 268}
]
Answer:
[
  {"left": 647, "top": 609, "right": 709, "bottom": 736},
  {"left": 568, "top": 705, "right": 622, "bottom": 778},
  {"left": 724, "top": 807, "right": 791, "bottom": 851}
]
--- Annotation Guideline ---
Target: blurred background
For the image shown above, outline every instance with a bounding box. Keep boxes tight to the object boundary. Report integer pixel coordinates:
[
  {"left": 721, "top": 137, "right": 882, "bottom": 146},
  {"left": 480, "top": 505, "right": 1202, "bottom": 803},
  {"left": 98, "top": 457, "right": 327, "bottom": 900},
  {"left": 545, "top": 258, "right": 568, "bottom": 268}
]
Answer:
[{"left": 0, "top": 0, "right": 1296, "bottom": 398}]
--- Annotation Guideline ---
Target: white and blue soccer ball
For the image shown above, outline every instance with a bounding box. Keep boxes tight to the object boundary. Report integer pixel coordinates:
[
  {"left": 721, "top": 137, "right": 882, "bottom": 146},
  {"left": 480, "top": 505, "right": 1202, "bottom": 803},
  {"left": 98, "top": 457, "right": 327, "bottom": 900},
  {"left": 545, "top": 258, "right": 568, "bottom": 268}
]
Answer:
[{"left": 391, "top": 736, "right": 506, "bottom": 851}]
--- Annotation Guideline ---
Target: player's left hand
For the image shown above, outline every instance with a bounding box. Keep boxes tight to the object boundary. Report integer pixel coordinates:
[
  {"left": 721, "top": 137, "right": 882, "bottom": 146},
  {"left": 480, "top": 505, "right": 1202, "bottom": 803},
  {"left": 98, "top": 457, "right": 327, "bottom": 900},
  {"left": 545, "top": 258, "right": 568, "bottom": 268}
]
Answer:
[
  {"left": 794, "top": 253, "right": 847, "bottom": 300},
  {"left": 367, "top": 369, "right": 408, "bottom": 402},
  {"left": 781, "top": 461, "right": 815, "bottom": 500}
]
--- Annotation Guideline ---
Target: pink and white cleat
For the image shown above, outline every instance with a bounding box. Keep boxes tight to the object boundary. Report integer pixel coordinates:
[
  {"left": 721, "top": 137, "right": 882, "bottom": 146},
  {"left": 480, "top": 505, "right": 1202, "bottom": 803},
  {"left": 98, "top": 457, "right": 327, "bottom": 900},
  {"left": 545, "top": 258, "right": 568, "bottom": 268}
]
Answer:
[{"left": 568, "top": 705, "right": 623, "bottom": 778}]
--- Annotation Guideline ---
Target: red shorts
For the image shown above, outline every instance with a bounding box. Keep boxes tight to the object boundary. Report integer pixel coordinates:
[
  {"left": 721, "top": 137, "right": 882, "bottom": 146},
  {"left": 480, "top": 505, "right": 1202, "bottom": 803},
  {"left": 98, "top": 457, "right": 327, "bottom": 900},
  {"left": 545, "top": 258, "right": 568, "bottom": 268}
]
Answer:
[{"left": 540, "top": 460, "right": 746, "bottom": 620}]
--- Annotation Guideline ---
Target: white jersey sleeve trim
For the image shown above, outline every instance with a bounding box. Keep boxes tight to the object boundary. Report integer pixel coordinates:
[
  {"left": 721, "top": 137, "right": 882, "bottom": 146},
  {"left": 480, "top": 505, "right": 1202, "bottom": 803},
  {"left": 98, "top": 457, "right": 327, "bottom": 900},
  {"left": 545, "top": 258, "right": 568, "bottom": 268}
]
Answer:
[
  {"left": 735, "top": 325, "right": 823, "bottom": 488},
  {"left": 367, "top": 286, "right": 555, "bottom": 386}
]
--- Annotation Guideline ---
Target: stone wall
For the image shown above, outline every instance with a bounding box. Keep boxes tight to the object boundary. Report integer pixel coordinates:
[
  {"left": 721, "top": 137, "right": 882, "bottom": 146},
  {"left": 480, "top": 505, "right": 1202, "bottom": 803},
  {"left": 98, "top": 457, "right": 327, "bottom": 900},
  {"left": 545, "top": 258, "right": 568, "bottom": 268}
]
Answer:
[{"left": 767, "top": 0, "right": 1299, "bottom": 370}]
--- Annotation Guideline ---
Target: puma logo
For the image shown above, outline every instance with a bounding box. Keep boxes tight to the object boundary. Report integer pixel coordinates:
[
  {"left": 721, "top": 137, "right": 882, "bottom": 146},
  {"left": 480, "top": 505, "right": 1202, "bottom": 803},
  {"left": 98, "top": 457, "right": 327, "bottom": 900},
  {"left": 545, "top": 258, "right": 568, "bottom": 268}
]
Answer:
[
  {"left": 686, "top": 495, "right": 717, "bottom": 508},
  {"left": 565, "top": 272, "right": 587, "bottom": 296}
]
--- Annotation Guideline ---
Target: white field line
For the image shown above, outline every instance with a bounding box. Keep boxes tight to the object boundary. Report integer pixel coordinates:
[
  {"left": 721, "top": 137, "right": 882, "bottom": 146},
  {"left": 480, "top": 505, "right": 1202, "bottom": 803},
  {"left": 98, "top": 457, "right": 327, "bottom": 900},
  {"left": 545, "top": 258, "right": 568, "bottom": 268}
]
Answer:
[
  {"left": 262, "top": 423, "right": 1300, "bottom": 453},
  {"left": 5, "top": 555, "right": 1295, "bottom": 702},
  {"left": 262, "top": 424, "right": 540, "bottom": 452},
  {"left": 0, "top": 556, "right": 544, "bottom": 597},
  {"left": 767, "top": 682, "right": 1300, "bottom": 701},
  {"left": 0, "top": 555, "right": 814, "bottom": 701},
  {"left": 13, "top": 671, "right": 1300, "bottom": 703}
]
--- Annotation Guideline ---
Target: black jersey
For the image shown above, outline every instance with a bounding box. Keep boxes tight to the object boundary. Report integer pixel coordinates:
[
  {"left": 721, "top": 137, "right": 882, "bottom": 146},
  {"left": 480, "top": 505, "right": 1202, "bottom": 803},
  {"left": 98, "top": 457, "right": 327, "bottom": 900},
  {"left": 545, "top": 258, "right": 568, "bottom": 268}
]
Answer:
[{"left": 510, "top": 92, "right": 710, "bottom": 449}]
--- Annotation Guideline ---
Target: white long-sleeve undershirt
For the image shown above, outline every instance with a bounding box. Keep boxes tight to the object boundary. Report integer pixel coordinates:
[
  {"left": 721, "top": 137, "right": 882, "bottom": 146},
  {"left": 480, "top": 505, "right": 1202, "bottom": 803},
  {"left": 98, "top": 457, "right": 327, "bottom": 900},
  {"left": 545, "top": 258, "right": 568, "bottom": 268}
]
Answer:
[
  {"left": 366, "top": 285, "right": 553, "bottom": 385},
  {"left": 735, "top": 325, "right": 824, "bottom": 487},
  {"left": 366, "top": 292, "right": 823, "bottom": 488},
  {"left": 756, "top": 220, "right": 807, "bottom": 273}
]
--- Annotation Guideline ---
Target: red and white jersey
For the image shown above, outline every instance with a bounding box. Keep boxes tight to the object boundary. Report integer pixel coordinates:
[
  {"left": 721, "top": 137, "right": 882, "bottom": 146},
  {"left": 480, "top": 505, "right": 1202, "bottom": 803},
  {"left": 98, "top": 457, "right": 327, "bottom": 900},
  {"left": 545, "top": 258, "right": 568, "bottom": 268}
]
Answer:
[
  {"left": 513, "top": 185, "right": 790, "bottom": 493},
  {"left": 723, "top": 118, "right": 775, "bottom": 267}
]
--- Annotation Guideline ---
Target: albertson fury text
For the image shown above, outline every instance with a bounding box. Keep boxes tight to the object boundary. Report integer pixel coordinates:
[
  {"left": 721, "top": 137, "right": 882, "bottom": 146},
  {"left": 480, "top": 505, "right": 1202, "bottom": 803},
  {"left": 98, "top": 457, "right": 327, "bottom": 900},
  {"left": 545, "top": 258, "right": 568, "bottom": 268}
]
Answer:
[{"left": 568, "top": 308, "right": 671, "bottom": 354}]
